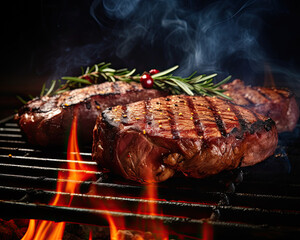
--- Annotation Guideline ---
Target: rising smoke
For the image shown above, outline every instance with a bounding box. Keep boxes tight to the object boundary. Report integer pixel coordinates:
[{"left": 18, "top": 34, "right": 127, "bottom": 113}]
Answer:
[{"left": 46, "top": 0, "right": 298, "bottom": 88}]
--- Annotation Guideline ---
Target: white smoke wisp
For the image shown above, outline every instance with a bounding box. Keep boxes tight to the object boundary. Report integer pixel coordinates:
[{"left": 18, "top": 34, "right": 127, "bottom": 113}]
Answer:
[
  {"left": 45, "top": 0, "right": 299, "bottom": 90},
  {"left": 89, "top": 0, "right": 278, "bottom": 78}
]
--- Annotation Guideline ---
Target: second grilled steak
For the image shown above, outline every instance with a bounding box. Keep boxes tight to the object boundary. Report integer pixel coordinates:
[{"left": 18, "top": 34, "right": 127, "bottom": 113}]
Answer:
[
  {"left": 92, "top": 95, "right": 278, "bottom": 183},
  {"left": 16, "top": 81, "right": 166, "bottom": 147},
  {"left": 222, "top": 79, "right": 299, "bottom": 132}
]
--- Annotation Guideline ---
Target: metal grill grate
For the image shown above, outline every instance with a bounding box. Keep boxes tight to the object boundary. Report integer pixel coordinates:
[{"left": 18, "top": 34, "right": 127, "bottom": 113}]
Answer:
[{"left": 0, "top": 116, "right": 300, "bottom": 239}]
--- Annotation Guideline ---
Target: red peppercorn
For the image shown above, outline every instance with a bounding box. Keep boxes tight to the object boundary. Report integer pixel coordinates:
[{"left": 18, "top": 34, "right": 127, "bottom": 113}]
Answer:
[
  {"left": 149, "top": 69, "right": 160, "bottom": 75},
  {"left": 140, "top": 73, "right": 154, "bottom": 89}
]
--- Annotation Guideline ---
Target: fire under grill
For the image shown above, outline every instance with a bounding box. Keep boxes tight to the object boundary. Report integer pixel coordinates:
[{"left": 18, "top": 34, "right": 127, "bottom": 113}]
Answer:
[{"left": 0, "top": 115, "right": 300, "bottom": 239}]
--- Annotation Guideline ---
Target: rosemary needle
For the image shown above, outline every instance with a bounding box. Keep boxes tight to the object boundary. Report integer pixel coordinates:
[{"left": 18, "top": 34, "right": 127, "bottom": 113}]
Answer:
[{"left": 22, "top": 62, "right": 232, "bottom": 103}]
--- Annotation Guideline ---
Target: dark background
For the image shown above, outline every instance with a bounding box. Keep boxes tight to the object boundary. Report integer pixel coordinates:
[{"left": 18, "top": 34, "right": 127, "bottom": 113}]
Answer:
[{"left": 1, "top": 0, "right": 300, "bottom": 119}]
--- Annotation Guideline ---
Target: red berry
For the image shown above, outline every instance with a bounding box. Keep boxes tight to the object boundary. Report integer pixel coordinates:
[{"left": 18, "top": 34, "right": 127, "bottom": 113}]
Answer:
[
  {"left": 82, "top": 75, "right": 93, "bottom": 83},
  {"left": 140, "top": 73, "right": 154, "bottom": 89},
  {"left": 149, "top": 69, "right": 160, "bottom": 75}
]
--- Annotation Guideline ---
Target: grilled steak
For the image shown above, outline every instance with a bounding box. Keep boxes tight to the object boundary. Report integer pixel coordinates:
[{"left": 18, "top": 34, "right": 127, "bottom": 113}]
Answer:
[
  {"left": 16, "top": 81, "right": 166, "bottom": 147},
  {"left": 222, "top": 79, "right": 299, "bottom": 132},
  {"left": 92, "top": 95, "right": 277, "bottom": 183}
]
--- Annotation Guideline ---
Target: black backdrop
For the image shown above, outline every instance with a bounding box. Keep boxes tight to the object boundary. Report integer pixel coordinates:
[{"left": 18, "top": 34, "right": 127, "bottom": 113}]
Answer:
[{"left": 1, "top": 0, "right": 300, "bottom": 118}]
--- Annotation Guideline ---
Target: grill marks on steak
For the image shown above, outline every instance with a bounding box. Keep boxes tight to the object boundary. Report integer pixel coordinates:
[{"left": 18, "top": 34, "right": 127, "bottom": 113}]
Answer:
[
  {"left": 92, "top": 95, "right": 277, "bottom": 183},
  {"left": 222, "top": 79, "right": 299, "bottom": 132},
  {"left": 16, "top": 81, "right": 166, "bottom": 147}
]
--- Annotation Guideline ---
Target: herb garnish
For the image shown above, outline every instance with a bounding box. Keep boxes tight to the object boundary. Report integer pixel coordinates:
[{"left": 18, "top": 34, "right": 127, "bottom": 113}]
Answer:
[{"left": 19, "top": 62, "right": 231, "bottom": 102}]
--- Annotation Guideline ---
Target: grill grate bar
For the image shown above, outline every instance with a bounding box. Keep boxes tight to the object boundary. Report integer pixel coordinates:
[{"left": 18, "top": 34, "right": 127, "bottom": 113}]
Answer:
[
  {"left": 1, "top": 173, "right": 300, "bottom": 212},
  {"left": 0, "top": 139, "right": 27, "bottom": 144},
  {"left": 0, "top": 163, "right": 101, "bottom": 176},
  {"left": 0, "top": 154, "right": 95, "bottom": 165},
  {"left": 1, "top": 185, "right": 300, "bottom": 220},
  {"left": 0, "top": 146, "right": 91, "bottom": 157},
  {"left": 0, "top": 127, "right": 21, "bottom": 132},
  {"left": 0, "top": 146, "right": 42, "bottom": 152},
  {"left": 0, "top": 200, "right": 299, "bottom": 239},
  {"left": 0, "top": 185, "right": 214, "bottom": 219},
  {"left": 0, "top": 200, "right": 205, "bottom": 237},
  {"left": 0, "top": 133, "right": 23, "bottom": 138},
  {"left": 1, "top": 116, "right": 300, "bottom": 238},
  {"left": 4, "top": 123, "right": 18, "bottom": 127}
]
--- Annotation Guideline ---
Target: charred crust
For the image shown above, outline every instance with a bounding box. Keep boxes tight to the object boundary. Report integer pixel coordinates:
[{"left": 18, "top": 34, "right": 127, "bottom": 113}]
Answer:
[
  {"left": 264, "top": 118, "right": 275, "bottom": 131},
  {"left": 227, "top": 102, "right": 249, "bottom": 134},
  {"left": 230, "top": 127, "right": 243, "bottom": 139},
  {"left": 166, "top": 98, "right": 180, "bottom": 140},
  {"left": 250, "top": 120, "right": 267, "bottom": 133},
  {"left": 31, "top": 107, "right": 41, "bottom": 112},
  {"left": 249, "top": 118, "right": 275, "bottom": 133},
  {"left": 186, "top": 96, "right": 204, "bottom": 137},
  {"left": 166, "top": 110, "right": 174, "bottom": 115},
  {"left": 230, "top": 127, "right": 239, "bottom": 134},
  {"left": 18, "top": 106, "right": 30, "bottom": 115},
  {"left": 230, "top": 118, "right": 275, "bottom": 139},
  {"left": 238, "top": 156, "right": 244, "bottom": 167},
  {"left": 205, "top": 97, "right": 227, "bottom": 137}
]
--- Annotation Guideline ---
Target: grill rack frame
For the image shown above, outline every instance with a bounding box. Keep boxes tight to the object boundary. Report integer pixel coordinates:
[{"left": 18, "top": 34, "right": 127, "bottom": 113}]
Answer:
[{"left": 0, "top": 116, "right": 300, "bottom": 239}]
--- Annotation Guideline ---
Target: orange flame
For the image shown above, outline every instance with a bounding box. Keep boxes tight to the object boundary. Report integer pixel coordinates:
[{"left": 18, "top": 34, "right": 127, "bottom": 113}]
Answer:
[
  {"left": 22, "top": 112, "right": 209, "bottom": 239},
  {"left": 141, "top": 182, "right": 169, "bottom": 239},
  {"left": 22, "top": 113, "right": 96, "bottom": 239},
  {"left": 21, "top": 219, "right": 36, "bottom": 240},
  {"left": 106, "top": 214, "right": 119, "bottom": 240}
]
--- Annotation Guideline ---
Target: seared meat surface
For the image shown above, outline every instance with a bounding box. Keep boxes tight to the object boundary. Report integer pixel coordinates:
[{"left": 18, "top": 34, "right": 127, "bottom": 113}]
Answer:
[
  {"left": 222, "top": 79, "right": 299, "bottom": 132},
  {"left": 92, "top": 95, "right": 278, "bottom": 183},
  {"left": 16, "top": 82, "right": 166, "bottom": 147}
]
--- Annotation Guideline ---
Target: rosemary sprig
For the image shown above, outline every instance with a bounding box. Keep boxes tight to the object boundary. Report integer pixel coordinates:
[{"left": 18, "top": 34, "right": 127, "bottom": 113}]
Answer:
[{"left": 22, "top": 62, "right": 231, "bottom": 103}]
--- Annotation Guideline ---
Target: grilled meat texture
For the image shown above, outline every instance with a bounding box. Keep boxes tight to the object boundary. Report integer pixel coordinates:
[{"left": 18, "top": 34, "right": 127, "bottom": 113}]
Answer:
[
  {"left": 92, "top": 95, "right": 278, "bottom": 183},
  {"left": 222, "top": 79, "right": 299, "bottom": 132},
  {"left": 16, "top": 81, "right": 166, "bottom": 147}
]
